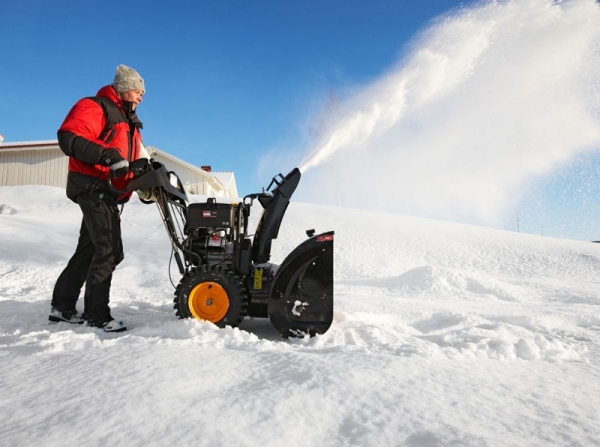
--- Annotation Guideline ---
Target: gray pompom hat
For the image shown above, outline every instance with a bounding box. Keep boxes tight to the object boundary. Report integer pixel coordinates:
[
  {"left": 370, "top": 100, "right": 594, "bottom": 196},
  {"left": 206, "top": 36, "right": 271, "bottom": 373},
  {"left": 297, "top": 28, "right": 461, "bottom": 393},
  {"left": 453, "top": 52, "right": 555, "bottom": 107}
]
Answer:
[{"left": 112, "top": 64, "right": 145, "bottom": 94}]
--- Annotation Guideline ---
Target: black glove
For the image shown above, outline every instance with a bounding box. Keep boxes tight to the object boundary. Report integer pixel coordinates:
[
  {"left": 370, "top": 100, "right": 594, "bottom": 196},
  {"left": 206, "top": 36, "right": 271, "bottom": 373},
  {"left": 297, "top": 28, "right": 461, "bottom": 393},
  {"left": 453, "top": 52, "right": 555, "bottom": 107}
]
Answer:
[{"left": 101, "top": 148, "right": 129, "bottom": 178}]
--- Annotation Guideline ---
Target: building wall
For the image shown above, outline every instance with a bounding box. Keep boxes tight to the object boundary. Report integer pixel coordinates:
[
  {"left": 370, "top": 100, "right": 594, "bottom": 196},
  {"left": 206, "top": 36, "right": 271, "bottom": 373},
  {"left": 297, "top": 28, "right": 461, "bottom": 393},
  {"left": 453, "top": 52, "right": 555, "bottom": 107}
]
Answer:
[
  {"left": 0, "top": 148, "right": 67, "bottom": 188},
  {"left": 0, "top": 144, "right": 234, "bottom": 198}
]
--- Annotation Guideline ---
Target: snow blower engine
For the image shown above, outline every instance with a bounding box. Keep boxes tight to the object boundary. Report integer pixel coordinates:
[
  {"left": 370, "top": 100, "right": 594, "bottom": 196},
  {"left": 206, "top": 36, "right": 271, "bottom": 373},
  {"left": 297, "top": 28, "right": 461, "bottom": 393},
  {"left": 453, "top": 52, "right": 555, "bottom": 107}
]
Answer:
[{"left": 110, "top": 159, "right": 334, "bottom": 337}]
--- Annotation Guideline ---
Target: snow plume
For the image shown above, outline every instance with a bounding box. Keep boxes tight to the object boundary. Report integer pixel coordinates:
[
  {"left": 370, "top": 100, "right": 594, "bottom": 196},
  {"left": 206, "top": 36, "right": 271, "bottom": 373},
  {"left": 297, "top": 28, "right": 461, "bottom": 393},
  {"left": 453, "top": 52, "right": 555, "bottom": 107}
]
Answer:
[{"left": 296, "top": 0, "right": 600, "bottom": 224}]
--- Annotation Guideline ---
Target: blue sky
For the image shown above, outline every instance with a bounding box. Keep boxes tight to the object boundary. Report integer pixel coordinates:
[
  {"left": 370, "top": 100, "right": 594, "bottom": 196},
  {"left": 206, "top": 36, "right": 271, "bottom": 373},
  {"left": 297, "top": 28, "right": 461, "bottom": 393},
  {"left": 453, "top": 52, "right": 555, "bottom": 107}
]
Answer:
[
  {"left": 2, "top": 0, "right": 600, "bottom": 241},
  {"left": 1, "top": 0, "right": 469, "bottom": 187}
]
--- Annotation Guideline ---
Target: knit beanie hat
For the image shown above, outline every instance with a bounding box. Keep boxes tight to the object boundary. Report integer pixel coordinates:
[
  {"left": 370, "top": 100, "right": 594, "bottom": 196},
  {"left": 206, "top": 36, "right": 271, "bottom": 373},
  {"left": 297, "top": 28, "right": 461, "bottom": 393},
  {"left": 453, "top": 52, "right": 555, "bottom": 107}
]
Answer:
[{"left": 112, "top": 64, "right": 145, "bottom": 94}]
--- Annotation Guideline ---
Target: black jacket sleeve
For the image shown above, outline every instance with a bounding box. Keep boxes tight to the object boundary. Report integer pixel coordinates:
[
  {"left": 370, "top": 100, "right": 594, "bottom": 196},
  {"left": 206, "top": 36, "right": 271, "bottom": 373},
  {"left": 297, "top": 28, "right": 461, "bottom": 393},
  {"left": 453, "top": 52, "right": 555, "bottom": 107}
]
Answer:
[{"left": 57, "top": 130, "right": 107, "bottom": 164}]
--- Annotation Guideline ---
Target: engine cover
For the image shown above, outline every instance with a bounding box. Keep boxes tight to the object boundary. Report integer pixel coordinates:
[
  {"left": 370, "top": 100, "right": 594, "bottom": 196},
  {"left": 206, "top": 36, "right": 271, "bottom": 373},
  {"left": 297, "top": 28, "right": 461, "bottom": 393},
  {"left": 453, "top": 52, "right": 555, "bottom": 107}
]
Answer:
[{"left": 187, "top": 201, "right": 234, "bottom": 229}]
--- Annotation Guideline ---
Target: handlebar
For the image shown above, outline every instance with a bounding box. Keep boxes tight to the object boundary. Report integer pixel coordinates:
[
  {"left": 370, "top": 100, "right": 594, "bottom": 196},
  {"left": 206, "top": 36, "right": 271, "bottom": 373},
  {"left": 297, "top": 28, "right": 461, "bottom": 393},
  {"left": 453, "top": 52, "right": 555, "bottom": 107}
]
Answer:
[{"left": 107, "top": 158, "right": 152, "bottom": 195}]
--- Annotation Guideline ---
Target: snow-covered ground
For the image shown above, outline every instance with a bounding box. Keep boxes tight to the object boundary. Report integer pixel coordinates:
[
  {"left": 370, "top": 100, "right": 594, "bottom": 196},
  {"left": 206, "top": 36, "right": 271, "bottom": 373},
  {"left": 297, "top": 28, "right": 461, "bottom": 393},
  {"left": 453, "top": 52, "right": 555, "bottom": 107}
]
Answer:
[{"left": 1, "top": 185, "right": 599, "bottom": 447}]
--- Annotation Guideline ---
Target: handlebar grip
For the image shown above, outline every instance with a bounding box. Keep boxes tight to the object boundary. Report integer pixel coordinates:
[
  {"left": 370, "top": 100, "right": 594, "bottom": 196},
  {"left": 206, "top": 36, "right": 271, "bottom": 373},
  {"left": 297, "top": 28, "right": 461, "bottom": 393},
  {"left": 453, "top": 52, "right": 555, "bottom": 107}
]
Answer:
[
  {"left": 106, "top": 158, "right": 152, "bottom": 194},
  {"left": 107, "top": 171, "right": 129, "bottom": 195}
]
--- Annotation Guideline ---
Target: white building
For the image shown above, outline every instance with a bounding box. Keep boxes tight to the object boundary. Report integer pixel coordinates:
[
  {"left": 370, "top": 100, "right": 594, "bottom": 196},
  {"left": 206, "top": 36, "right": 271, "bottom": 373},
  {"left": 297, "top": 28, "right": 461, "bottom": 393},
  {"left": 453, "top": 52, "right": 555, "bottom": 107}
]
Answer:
[{"left": 0, "top": 140, "right": 237, "bottom": 198}]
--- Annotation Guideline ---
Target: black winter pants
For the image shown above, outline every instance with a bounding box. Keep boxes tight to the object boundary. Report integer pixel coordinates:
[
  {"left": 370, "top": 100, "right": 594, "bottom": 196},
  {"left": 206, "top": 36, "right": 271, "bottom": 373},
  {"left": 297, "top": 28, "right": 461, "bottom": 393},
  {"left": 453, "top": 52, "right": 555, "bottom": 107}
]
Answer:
[{"left": 52, "top": 192, "right": 124, "bottom": 324}]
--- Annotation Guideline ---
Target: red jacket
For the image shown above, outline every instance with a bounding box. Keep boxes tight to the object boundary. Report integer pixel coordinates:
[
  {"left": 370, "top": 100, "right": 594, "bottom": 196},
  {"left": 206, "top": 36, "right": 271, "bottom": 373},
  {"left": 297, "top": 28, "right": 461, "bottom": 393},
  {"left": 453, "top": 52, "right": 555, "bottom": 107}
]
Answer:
[{"left": 58, "top": 85, "right": 143, "bottom": 202}]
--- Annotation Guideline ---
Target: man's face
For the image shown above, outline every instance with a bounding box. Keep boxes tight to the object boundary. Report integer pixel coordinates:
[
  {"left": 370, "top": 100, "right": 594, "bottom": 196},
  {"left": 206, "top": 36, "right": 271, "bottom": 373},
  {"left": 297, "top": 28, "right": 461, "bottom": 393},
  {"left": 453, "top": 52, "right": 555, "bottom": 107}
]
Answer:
[{"left": 120, "top": 89, "right": 144, "bottom": 110}]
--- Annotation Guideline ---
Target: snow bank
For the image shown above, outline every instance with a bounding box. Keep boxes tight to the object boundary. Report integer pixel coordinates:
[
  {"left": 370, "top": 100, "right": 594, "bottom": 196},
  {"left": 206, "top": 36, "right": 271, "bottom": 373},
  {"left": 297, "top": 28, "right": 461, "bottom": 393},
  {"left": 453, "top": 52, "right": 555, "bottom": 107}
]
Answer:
[{"left": 1, "top": 185, "right": 599, "bottom": 446}]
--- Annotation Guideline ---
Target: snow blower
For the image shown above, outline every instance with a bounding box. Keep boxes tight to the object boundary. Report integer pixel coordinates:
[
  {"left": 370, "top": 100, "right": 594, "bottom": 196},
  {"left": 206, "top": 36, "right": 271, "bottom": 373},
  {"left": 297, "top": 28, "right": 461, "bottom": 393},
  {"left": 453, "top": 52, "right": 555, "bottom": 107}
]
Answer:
[{"left": 110, "top": 159, "right": 334, "bottom": 337}]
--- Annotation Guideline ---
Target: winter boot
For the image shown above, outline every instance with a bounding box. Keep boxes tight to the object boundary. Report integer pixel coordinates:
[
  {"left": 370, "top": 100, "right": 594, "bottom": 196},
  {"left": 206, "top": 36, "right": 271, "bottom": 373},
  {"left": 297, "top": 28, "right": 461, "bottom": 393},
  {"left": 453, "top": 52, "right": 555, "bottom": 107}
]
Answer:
[
  {"left": 87, "top": 318, "right": 127, "bottom": 333},
  {"left": 49, "top": 307, "right": 85, "bottom": 324},
  {"left": 102, "top": 320, "right": 127, "bottom": 333}
]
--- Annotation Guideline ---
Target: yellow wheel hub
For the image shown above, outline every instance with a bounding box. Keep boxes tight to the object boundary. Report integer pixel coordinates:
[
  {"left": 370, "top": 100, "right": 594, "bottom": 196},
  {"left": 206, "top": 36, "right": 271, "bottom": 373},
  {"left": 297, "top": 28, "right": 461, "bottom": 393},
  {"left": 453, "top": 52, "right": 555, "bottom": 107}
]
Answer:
[{"left": 188, "top": 282, "right": 229, "bottom": 323}]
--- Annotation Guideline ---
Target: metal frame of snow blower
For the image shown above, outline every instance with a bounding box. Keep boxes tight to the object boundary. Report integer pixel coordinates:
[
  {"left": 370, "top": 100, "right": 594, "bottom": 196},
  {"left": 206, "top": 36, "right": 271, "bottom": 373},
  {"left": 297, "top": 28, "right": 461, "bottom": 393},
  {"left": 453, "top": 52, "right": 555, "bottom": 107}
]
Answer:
[{"left": 109, "top": 158, "right": 334, "bottom": 337}]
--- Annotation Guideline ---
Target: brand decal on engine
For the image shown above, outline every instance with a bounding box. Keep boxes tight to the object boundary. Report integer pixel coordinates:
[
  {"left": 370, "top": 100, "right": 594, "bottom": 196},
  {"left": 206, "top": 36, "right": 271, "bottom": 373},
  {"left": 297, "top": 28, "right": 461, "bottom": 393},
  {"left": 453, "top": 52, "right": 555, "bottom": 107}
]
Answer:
[{"left": 253, "top": 269, "right": 263, "bottom": 289}]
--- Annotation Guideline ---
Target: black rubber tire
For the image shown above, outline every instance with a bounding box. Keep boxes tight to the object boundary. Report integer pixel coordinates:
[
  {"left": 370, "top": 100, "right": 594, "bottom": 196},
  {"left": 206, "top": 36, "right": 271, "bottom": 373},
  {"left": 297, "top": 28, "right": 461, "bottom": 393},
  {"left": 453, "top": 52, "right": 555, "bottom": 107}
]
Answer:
[{"left": 174, "top": 265, "right": 248, "bottom": 328}]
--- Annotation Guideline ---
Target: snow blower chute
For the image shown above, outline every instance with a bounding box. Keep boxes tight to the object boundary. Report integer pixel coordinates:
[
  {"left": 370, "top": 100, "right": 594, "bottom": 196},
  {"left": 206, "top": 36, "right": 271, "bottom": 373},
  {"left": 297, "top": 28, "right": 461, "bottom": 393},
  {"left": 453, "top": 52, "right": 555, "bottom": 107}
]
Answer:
[{"left": 112, "top": 159, "right": 334, "bottom": 337}]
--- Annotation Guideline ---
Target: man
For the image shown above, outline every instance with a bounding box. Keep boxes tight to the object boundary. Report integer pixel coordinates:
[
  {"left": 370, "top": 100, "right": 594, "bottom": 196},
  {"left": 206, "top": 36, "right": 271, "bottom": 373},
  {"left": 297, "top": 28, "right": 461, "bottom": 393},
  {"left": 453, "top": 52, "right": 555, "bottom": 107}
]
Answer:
[{"left": 49, "top": 64, "right": 146, "bottom": 332}]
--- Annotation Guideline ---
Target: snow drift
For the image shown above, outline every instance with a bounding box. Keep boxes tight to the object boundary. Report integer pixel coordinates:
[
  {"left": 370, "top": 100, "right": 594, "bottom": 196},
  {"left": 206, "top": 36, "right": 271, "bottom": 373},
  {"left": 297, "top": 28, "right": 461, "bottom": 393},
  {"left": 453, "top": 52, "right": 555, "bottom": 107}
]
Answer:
[{"left": 1, "top": 185, "right": 599, "bottom": 446}]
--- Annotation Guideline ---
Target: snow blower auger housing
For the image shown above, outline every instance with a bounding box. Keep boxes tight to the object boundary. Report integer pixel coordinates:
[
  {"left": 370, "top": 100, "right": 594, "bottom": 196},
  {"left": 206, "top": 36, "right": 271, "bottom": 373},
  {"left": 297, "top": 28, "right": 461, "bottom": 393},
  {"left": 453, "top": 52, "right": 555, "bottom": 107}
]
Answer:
[{"left": 115, "top": 158, "right": 334, "bottom": 337}]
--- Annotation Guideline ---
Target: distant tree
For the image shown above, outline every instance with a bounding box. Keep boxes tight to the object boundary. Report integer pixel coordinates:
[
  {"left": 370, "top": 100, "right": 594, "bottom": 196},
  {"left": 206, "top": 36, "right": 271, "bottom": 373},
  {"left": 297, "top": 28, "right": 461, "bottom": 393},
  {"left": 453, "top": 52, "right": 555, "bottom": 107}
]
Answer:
[{"left": 512, "top": 209, "right": 526, "bottom": 233}]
